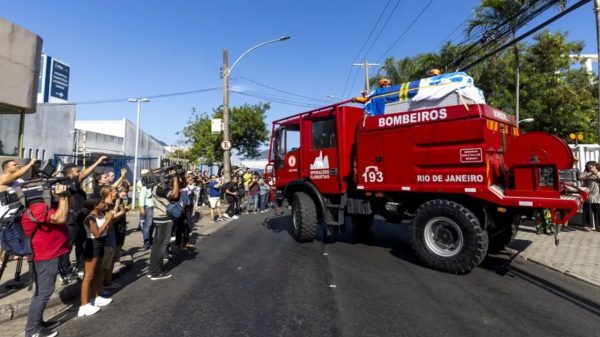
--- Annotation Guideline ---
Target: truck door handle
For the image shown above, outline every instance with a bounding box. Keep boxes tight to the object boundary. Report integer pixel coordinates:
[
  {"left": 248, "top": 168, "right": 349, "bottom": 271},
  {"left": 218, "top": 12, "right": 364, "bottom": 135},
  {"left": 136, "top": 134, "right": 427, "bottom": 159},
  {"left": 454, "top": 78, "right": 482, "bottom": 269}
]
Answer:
[
  {"left": 375, "top": 156, "right": 382, "bottom": 162},
  {"left": 330, "top": 168, "right": 338, "bottom": 175}
]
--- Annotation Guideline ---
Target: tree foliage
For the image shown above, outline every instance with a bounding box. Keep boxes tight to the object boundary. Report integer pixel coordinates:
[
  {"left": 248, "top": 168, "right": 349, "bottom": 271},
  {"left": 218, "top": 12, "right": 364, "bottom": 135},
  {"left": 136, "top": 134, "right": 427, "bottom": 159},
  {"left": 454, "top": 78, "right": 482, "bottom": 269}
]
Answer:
[
  {"left": 180, "top": 102, "right": 270, "bottom": 164},
  {"left": 372, "top": 31, "right": 599, "bottom": 142}
]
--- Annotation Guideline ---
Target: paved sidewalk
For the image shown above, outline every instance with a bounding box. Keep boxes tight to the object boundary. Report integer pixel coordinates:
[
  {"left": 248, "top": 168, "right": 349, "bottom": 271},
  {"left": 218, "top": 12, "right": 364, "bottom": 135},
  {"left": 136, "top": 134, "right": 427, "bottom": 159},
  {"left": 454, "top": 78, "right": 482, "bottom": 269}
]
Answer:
[
  {"left": 0, "top": 207, "right": 224, "bottom": 328},
  {"left": 508, "top": 213, "right": 600, "bottom": 287}
]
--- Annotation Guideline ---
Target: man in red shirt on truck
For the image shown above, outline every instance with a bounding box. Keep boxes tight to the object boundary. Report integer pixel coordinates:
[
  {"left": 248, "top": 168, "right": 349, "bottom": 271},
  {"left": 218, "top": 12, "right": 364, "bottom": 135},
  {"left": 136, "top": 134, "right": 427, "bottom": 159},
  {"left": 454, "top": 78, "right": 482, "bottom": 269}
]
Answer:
[{"left": 21, "top": 184, "right": 70, "bottom": 337}]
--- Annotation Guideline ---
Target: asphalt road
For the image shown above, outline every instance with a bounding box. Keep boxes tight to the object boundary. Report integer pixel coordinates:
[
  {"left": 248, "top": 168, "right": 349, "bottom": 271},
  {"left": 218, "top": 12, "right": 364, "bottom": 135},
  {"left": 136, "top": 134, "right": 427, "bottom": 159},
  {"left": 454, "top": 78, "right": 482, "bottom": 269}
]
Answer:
[{"left": 55, "top": 212, "right": 600, "bottom": 337}]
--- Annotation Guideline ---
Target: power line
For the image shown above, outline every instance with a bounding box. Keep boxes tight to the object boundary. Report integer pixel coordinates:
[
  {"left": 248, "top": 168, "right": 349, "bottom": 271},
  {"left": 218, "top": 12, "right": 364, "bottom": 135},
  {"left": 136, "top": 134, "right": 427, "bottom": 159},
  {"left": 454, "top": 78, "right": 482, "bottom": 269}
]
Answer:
[
  {"left": 49, "top": 87, "right": 221, "bottom": 106},
  {"left": 352, "top": 0, "right": 393, "bottom": 63},
  {"left": 241, "top": 89, "right": 320, "bottom": 106},
  {"left": 376, "top": 0, "right": 435, "bottom": 63},
  {"left": 341, "top": 0, "right": 398, "bottom": 98},
  {"left": 361, "top": 0, "right": 404, "bottom": 61},
  {"left": 448, "top": 0, "right": 562, "bottom": 70},
  {"left": 434, "top": 11, "right": 474, "bottom": 51},
  {"left": 234, "top": 76, "right": 330, "bottom": 103},
  {"left": 461, "top": 0, "right": 591, "bottom": 71},
  {"left": 231, "top": 90, "right": 319, "bottom": 108}
]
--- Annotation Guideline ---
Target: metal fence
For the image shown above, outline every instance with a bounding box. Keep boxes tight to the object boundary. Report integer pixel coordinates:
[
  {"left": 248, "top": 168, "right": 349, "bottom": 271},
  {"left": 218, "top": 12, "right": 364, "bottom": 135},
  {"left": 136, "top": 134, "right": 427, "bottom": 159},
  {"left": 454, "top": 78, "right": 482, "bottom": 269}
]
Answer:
[
  {"left": 570, "top": 144, "right": 600, "bottom": 173},
  {"left": 53, "top": 154, "right": 160, "bottom": 187}
]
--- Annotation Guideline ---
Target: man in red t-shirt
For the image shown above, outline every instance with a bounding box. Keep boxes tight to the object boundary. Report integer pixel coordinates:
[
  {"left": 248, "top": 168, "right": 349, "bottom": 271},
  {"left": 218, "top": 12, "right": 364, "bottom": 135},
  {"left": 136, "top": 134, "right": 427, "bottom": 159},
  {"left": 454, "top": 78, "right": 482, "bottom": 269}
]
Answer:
[{"left": 21, "top": 184, "right": 69, "bottom": 337}]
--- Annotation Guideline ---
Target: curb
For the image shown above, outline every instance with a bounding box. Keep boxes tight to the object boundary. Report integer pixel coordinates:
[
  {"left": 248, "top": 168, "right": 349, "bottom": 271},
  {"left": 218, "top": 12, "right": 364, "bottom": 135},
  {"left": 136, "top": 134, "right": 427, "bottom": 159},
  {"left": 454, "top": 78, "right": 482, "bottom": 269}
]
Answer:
[
  {"left": 0, "top": 255, "right": 133, "bottom": 324},
  {"left": 515, "top": 254, "right": 600, "bottom": 288}
]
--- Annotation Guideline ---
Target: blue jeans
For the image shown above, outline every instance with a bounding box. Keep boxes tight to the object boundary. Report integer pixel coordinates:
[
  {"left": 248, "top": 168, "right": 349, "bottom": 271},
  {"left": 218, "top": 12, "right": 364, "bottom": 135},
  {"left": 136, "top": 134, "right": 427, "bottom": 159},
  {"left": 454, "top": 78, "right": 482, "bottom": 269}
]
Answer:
[
  {"left": 259, "top": 193, "right": 268, "bottom": 210},
  {"left": 248, "top": 195, "right": 258, "bottom": 212},
  {"left": 142, "top": 206, "right": 154, "bottom": 248}
]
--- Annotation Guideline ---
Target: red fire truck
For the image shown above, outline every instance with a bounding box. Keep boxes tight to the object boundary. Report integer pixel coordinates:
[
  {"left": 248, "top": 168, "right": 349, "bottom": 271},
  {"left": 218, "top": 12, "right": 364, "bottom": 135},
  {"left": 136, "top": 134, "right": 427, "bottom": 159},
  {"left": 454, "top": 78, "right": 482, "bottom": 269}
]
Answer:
[{"left": 266, "top": 79, "right": 584, "bottom": 274}]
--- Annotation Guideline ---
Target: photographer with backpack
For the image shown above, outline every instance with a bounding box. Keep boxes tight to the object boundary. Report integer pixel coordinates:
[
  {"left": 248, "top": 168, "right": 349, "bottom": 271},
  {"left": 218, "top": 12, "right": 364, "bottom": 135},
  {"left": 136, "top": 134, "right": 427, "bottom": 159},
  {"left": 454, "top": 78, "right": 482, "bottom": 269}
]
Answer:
[{"left": 20, "top": 184, "right": 70, "bottom": 337}]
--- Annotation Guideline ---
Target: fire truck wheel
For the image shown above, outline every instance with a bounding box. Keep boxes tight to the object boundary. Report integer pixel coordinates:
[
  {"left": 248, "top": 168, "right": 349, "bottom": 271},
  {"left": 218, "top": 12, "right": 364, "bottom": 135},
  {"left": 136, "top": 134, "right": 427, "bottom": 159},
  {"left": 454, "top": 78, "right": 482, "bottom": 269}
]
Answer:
[
  {"left": 291, "top": 192, "right": 318, "bottom": 242},
  {"left": 351, "top": 214, "right": 374, "bottom": 236},
  {"left": 411, "top": 199, "right": 489, "bottom": 275}
]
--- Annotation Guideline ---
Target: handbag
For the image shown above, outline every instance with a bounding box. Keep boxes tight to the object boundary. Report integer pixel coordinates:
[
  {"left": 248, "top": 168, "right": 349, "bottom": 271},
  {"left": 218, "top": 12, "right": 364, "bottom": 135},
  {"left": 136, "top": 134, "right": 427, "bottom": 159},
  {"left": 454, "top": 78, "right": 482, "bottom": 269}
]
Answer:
[{"left": 166, "top": 202, "right": 183, "bottom": 220}]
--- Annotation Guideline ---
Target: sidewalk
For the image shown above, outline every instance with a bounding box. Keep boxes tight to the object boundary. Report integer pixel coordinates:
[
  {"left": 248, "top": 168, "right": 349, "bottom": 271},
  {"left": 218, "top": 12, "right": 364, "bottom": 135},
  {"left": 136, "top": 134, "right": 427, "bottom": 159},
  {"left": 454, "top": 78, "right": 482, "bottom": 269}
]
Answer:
[
  {"left": 0, "top": 207, "right": 223, "bottom": 324},
  {"left": 508, "top": 212, "right": 600, "bottom": 287}
]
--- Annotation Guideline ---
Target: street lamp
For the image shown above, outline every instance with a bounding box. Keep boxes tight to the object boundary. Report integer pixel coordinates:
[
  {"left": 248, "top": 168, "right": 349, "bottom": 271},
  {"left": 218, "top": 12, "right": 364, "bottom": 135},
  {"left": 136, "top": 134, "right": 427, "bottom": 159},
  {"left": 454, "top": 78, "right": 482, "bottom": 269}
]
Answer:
[
  {"left": 518, "top": 118, "right": 534, "bottom": 125},
  {"left": 128, "top": 97, "right": 150, "bottom": 208},
  {"left": 221, "top": 35, "right": 290, "bottom": 181}
]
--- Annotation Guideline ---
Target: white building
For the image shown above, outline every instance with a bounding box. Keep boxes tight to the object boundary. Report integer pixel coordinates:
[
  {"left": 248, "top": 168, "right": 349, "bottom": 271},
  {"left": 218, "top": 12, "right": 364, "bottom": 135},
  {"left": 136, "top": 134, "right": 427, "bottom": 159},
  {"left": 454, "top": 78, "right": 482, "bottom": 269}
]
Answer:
[{"left": 74, "top": 119, "right": 167, "bottom": 159}]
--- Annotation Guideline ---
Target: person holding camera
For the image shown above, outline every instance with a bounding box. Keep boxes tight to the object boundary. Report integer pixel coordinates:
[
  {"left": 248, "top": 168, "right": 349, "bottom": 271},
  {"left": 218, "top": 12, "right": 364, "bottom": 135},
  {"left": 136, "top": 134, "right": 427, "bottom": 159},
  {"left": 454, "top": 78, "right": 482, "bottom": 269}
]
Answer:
[
  {"left": 58, "top": 155, "right": 108, "bottom": 282},
  {"left": 147, "top": 169, "right": 180, "bottom": 280},
  {"left": 21, "top": 184, "right": 70, "bottom": 337}
]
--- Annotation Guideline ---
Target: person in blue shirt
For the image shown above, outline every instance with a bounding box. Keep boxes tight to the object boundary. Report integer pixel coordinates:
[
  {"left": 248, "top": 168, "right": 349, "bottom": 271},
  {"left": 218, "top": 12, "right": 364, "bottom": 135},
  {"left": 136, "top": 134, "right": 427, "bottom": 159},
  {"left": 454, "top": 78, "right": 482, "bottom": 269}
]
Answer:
[{"left": 208, "top": 175, "right": 224, "bottom": 222}]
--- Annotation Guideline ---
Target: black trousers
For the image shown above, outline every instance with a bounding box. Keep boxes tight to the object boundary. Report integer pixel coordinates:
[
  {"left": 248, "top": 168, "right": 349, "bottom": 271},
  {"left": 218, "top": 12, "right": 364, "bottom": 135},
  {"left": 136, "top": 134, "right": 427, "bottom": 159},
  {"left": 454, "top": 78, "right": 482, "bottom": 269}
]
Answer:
[
  {"left": 175, "top": 207, "right": 193, "bottom": 245},
  {"left": 58, "top": 223, "right": 85, "bottom": 275},
  {"left": 590, "top": 203, "right": 600, "bottom": 229},
  {"left": 149, "top": 221, "right": 174, "bottom": 276},
  {"left": 226, "top": 195, "right": 238, "bottom": 217}
]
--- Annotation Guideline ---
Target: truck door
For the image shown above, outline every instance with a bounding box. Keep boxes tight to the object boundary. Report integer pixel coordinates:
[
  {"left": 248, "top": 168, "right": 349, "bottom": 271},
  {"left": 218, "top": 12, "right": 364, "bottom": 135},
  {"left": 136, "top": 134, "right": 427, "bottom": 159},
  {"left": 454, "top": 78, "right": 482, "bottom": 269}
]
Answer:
[
  {"left": 305, "top": 117, "right": 340, "bottom": 194},
  {"left": 273, "top": 123, "right": 301, "bottom": 186}
]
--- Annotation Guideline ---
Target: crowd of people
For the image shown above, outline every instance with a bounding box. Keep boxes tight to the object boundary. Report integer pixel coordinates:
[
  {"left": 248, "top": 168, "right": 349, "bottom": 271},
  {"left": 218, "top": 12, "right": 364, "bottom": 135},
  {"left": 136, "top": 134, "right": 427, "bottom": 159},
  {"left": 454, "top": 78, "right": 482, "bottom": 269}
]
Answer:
[
  {"left": 183, "top": 167, "right": 282, "bottom": 224},
  {"left": 0, "top": 157, "right": 282, "bottom": 337}
]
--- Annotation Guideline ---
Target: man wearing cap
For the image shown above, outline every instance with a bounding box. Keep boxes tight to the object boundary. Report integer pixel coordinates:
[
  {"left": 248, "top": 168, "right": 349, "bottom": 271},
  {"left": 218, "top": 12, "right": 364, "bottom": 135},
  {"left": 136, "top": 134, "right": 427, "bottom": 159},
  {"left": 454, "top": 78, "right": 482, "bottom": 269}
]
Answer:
[{"left": 138, "top": 169, "right": 154, "bottom": 250}]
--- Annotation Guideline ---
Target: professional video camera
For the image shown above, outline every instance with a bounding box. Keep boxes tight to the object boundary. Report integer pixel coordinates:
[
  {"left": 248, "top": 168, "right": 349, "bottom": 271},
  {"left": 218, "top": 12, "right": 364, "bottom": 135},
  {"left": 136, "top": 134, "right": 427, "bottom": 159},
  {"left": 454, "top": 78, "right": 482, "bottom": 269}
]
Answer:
[
  {"left": 0, "top": 160, "right": 77, "bottom": 225},
  {"left": 141, "top": 164, "right": 186, "bottom": 188}
]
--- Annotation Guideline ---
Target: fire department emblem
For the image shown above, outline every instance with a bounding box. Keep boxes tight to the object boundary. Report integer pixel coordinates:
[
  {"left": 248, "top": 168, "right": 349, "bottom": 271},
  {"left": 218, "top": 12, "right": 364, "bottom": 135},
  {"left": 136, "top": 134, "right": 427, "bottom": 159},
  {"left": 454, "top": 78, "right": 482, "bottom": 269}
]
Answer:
[{"left": 288, "top": 155, "right": 297, "bottom": 168}]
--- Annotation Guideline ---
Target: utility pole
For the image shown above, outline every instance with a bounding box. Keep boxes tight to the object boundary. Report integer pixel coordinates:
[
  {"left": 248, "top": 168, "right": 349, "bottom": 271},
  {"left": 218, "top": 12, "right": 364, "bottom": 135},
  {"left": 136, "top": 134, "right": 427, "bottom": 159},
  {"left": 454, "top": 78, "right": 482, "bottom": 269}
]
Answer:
[
  {"left": 220, "top": 36, "right": 290, "bottom": 182},
  {"left": 222, "top": 49, "right": 232, "bottom": 182},
  {"left": 595, "top": 0, "right": 600, "bottom": 142},
  {"left": 352, "top": 61, "right": 379, "bottom": 93}
]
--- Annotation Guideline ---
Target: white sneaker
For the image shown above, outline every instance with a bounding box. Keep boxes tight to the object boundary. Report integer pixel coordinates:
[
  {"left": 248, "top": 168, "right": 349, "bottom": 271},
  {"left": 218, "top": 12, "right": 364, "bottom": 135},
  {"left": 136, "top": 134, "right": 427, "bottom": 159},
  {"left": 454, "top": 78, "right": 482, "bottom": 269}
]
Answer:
[
  {"left": 78, "top": 303, "right": 100, "bottom": 317},
  {"left": 93, "top": 296, "right": 112, "bottom": 307},
  {"left": 223, "top": 213, "right": 231, "bottom": 218},
  {"left": 232, "top": 215, "right": 239, "bottom": 219}
]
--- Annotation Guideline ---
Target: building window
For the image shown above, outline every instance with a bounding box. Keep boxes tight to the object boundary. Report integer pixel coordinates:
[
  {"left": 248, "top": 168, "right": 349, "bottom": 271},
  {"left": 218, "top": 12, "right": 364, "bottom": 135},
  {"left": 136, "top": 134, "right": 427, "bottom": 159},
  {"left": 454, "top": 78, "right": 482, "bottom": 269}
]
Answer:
[
  {"left": 35, "top": 149, "right": 39, "bottom": 159},
  {"left": 28, "top": 148, "right": 32, "bottom": 159},
  {"left": 312, "top": 118, "right": 337, "bottom": 149},
  {"left": 42, "top": 150, "right": 46, "bottom": 161}
]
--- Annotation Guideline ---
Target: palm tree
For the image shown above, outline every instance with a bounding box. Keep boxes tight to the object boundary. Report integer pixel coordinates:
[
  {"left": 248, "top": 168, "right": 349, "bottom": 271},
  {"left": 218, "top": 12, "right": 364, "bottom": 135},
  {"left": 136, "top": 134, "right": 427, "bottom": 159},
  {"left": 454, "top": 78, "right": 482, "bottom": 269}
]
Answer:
[{"left": 466, "top": 0, "right": 529, "bottom": 122}]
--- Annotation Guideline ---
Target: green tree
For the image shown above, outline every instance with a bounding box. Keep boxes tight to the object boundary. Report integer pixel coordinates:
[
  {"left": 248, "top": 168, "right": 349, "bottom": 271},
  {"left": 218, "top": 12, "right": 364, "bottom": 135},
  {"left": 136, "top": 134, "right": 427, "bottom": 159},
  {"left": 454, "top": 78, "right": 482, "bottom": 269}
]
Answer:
[
  {"left": 181, "top": 102, "right": 270, "bottom": 165},
  {"left": 518, "top": 31, "right": 597, "bottom": 141},
  {"left": 466, "top": 0, "right": 529, "bottom": 122},
  {"left": 374, "top": 42, "right": 466, "bottom": 86}
]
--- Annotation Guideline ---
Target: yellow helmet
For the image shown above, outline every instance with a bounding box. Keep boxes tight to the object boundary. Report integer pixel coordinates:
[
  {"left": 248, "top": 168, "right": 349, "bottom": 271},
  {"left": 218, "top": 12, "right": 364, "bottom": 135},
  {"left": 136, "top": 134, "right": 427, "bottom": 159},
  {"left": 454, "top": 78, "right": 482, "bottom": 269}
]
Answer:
[
  {"left": 378, "top": 78, "right": 391, "bottom": 87},
  {"left": 426, "top": 68, "right": 441, "bottom": 76}
]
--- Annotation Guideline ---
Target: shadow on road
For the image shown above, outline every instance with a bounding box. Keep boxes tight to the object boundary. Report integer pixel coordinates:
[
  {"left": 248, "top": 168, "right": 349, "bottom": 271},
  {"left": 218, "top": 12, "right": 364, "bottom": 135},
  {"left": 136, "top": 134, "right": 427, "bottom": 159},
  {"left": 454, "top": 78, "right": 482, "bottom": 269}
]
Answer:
[{"left": 262, "top": 214, "right": 556, "bottom": 282}]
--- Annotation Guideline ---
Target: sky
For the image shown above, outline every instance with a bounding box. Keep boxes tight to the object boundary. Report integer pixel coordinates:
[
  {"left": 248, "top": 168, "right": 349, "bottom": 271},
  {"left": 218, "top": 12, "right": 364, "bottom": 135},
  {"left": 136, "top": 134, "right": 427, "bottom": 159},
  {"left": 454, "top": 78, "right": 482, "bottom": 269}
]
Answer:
[{"left": 1, "top": 0, "right": 598, "bottom": 147}]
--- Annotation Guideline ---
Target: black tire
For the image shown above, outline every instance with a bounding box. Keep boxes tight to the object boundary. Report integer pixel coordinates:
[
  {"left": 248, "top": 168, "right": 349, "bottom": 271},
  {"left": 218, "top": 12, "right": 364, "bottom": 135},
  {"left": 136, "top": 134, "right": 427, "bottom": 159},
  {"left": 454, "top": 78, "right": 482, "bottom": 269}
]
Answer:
[
  {"left": 411, "top": 199, "right": 488, "bottom": 275},
  {"left": 488, "top": 221, "right": 518, "bottom": 254},
  {"left": 351, "top": 213, "right": 374, "bottom": 236},
  {"left": 291, "top": 192, "right": 318, "bottom": 242}
]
